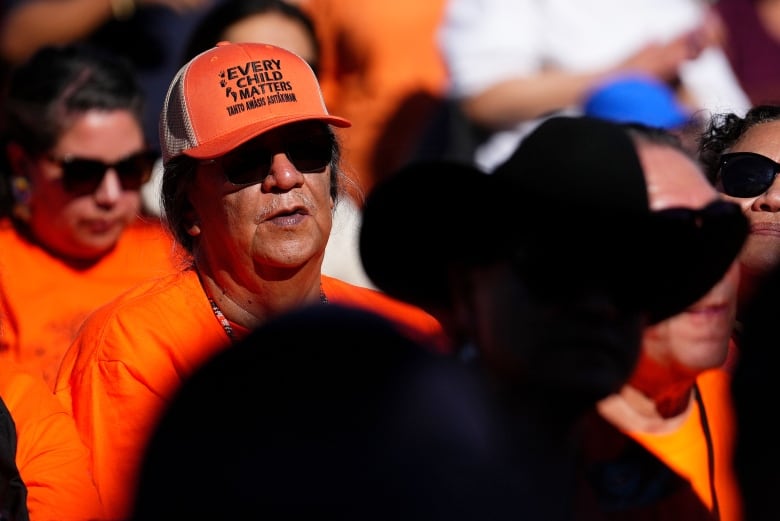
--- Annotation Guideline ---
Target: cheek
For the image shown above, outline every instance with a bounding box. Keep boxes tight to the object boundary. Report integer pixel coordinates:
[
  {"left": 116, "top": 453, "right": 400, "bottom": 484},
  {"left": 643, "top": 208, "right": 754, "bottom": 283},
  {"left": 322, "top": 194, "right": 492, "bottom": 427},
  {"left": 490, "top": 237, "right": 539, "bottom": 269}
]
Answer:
[
  {"left": 641, "top": 320, "right": 674, "bottom": 355},
  {"left": 28, "top": 177, "right": 72, "bottom": 215}
]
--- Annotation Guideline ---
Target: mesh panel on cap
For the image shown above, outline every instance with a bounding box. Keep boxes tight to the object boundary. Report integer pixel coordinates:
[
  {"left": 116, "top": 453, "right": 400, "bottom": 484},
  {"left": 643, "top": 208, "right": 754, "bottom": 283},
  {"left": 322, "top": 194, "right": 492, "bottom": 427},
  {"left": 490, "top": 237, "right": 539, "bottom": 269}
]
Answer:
[{"left": 159, "top": 62, "right": 199, "bottom": 164}]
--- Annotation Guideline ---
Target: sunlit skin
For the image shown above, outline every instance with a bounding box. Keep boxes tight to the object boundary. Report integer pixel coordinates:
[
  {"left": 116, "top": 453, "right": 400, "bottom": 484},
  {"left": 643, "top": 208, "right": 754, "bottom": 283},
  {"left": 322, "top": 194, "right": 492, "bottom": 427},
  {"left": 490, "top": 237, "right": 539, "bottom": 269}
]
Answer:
[
  {"left": 718, "top": 120, "right": 780, "bottom": 306},
  {"left": 600, "top": 142, "right": 737, "bottom": 427},
  {"left": 21, "top": 110, "right": 145, "bottom": 262},
  {"left": 187, "top": 122, "right": 334, "bottom": 326},
  {"left": 221, "top": 12, "right": 317, "bottom": 66}
]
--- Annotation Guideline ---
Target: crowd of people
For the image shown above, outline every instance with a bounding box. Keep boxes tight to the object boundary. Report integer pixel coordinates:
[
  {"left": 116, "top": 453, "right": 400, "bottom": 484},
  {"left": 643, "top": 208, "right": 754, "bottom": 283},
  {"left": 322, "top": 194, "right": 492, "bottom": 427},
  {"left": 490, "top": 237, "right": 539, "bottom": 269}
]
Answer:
[{"left": 0, "top": 1, "right": 777, "bottom": 520}]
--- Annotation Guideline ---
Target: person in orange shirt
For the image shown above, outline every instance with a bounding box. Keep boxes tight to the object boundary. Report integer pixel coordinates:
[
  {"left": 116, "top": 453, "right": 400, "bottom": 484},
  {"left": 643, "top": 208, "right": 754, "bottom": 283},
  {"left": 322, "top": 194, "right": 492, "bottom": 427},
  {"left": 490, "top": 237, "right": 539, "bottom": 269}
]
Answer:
[
  {"left": 594, "top": 124, "right": 745, "bottom": 521},
  {"left": 0, "top": 43, "right": 180, "bottom": 388},
  {"left": 0, "top": 361, "right": 104, "bottom": 521},
  {"left": 54, "top": 41, "right": 446, "bottom": 521}
]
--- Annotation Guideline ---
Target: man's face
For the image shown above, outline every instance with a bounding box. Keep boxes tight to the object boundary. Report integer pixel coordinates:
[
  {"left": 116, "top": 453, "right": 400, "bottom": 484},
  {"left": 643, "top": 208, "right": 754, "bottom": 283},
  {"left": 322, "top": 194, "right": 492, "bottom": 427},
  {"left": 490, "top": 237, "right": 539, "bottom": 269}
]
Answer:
[
  {"left": 637, "top": 142, "right": 737, "bottom": 377},
  {"left": 186, "top": 121, "right": 335, "bottom": 279}
]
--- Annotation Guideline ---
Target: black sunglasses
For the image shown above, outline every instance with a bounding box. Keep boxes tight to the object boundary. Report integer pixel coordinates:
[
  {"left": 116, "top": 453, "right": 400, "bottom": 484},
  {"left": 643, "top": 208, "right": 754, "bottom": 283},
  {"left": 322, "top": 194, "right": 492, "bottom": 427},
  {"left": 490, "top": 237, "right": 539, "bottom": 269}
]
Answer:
[
  {"left": 47, "top": 150, "right": 157, "bottom": 195},
  {"left": 719, "top": 151, "right": 780, "bottom": 198},
  {"left": 650, "top": 199, "right": 747, "bottom": 246},
  {"left": 208, "top": 134, "right": 333, "bottom": 186}
]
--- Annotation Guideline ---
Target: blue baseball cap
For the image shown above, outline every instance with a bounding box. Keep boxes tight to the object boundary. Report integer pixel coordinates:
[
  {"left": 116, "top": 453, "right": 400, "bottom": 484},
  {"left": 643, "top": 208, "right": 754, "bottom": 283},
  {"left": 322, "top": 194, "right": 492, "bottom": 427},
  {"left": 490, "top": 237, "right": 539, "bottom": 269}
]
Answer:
[{"left": 583, "top": 74, "right": 692, "bottom": 129}]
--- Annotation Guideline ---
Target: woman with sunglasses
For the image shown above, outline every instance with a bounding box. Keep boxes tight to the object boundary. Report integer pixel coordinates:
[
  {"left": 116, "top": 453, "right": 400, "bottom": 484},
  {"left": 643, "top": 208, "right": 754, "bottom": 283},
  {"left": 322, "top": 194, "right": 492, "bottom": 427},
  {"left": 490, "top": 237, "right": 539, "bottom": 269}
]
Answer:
[
  {"left": 0, "top": 43, "right": 181, "bottom": 389},
  {"left": 699, "top": 105, "right": 780, "bottom": 332}
]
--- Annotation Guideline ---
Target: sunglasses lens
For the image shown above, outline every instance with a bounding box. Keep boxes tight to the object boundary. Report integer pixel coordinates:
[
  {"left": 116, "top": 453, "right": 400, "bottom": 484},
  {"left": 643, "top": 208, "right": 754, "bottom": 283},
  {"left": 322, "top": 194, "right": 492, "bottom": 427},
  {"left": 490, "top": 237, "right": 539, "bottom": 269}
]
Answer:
[
  {"left": 220, "top": 137, "right": 332, "bottom": 185},
  {"left": 114, "top": 152, "right": 156, "bottom": 190},
  {"left": 61, "top": 159, "right": 108, "bottom": 194},
  {"left": 221, "top": 146, "right": 271, "bottom": 185},
  {"left": 59, "top": 152, "right": 155, "bottom": 194},
  {"left": 721, "top": 153, "right": 778, "bottom": 197},
  {"left": 287, "top": 138, "right": 332, "bottom": 173}
]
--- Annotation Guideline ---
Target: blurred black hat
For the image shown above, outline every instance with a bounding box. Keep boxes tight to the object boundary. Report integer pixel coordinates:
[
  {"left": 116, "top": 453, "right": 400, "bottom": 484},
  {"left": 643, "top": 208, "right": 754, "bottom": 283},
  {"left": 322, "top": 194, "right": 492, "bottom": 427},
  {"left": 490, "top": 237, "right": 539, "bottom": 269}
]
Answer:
[
  {"left": 360, "top": 116, "right": 748, "bottom": 324},
  {"left": 359, "top": 159, "right": 507, "bottom": 312}
]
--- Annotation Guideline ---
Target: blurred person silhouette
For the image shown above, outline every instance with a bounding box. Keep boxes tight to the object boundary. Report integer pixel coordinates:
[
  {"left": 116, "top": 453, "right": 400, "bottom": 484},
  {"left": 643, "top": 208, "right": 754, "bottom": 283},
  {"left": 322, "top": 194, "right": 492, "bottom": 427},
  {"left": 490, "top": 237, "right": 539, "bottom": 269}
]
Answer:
[
  {"left": 181, "top": 0, "right": 318, "bottom": 68},
  {"left": 699, "top": 104, "right": 780, "bottom": 332},
  {"left": 730, "top": 260, "right": 780, "bottom": 521},
  {"left": 54, "top": 41, "right": 446, "bottom": 521},
  {"left": 713, "top": 0, "right": 780, "bottom": 106},
  {"left": 297, "top": 0, "right": 450, "bottom": 199},
  {"left": 0, "top": 43, "right": 179, "bottom": 388},
  {"left": 360, "top": 116, "right": 748, "bottom": 519},
  {"left": 130, "top": 304, "right": 522, "bottom": 521},
  {"left": 0, "top": 395, "right": 26, "bottom": 521},
  {"left": 0, "top": 0, "right": 217, "bottom": 153},
  {"left": 591, "top": 123, "right": 746, "bottom": 521},
  {"left": 437, "top": 0, "right": 752, "bottom": 172},
  {"left": 0, "top": 362, "right": 104, "bottom": 521},
  {"left": 173, "top": 0, "right": 374, "bottom": 288}
]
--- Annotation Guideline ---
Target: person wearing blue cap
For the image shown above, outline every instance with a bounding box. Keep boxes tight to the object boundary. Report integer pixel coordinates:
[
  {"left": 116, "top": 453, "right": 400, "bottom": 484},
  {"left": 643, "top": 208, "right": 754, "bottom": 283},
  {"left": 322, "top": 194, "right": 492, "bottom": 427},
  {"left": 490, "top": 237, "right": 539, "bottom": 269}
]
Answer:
[
  {"left": 583, "top": 73, "right": 705, "bottom": 153},
  {"left": 583, "top": 74, "right": 694, "bottom": 129}
]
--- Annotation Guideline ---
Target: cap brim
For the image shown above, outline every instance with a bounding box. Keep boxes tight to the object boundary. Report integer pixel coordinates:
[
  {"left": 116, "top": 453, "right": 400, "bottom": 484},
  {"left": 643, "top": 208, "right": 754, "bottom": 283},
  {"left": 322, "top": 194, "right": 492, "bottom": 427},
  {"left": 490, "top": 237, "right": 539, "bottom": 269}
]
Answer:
[{"left": 641, "top": 204, "right": 747, "bottom": 323}]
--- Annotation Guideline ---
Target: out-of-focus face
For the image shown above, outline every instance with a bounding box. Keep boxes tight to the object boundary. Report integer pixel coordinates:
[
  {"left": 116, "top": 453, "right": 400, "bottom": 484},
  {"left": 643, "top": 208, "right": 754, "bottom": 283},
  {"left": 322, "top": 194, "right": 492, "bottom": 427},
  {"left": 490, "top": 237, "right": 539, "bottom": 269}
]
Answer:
[
  {"left": 642, "top": 263, "right": 738, "bottom": 376},
  {"left": 462, "top": 254, "right": 645, "bottom": 412},
  {"left": 187, "top": 121, "right": 334, "bottom": 280},
  {"left": 638, "top": 142, "right": 737, "bottom": 377},
  {"left": 222, "top": 12, "right": 318, "bottom": 69},
  {"left": 719, "top": 120, "right": 780, "bottom": 281},
  {"left": 26, "top": 109, "right": 146, "bottom": 261}
]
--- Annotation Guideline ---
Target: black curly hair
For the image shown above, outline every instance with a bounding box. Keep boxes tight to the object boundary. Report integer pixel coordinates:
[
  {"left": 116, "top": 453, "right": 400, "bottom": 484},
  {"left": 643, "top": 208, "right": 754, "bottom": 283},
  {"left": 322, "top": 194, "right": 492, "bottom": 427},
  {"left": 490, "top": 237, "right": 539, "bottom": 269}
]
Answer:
[{"left": 698, "top": 105, "right": 780, "bottom": 184}]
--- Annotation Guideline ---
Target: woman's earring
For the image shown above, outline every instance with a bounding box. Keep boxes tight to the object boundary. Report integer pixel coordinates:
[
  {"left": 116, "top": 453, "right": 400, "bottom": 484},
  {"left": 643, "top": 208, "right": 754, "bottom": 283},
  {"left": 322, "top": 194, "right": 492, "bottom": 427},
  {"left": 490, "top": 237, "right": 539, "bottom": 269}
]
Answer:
[{"left": 10, "top": 176, "right": 31, "bottom": 222}]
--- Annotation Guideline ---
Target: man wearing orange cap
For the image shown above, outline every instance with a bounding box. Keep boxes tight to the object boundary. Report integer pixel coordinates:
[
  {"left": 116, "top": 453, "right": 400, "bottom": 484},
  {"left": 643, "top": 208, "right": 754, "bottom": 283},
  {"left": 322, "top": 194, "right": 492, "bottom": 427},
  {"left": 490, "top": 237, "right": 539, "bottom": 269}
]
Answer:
[{"left": 54, "top": 41, "right": 446, "bottom": 520}]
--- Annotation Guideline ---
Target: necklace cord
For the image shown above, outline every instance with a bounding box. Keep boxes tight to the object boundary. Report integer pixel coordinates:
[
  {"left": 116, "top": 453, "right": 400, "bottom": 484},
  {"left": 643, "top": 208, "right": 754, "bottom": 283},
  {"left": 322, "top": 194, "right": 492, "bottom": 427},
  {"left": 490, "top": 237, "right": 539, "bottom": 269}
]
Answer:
[
  {"left": 694, "top": 382, "right": 720, "bottom": 520},
  {"left": 208, "top": 287, "right": 328, "bottom": 340}
]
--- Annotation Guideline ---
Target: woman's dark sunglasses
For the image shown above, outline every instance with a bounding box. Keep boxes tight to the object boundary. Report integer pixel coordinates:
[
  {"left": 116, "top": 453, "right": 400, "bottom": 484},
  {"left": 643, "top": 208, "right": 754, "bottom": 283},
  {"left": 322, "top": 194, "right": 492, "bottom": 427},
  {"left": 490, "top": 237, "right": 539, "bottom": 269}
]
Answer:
[
  {"left": 47, "top": 150, "right": 157, "bottom": 195},
  {"left": 719, "top": 152, "right": 780, "bottom": 198},
  {"left": 208, "top": 135, "right": 333, "bottom": 186}
]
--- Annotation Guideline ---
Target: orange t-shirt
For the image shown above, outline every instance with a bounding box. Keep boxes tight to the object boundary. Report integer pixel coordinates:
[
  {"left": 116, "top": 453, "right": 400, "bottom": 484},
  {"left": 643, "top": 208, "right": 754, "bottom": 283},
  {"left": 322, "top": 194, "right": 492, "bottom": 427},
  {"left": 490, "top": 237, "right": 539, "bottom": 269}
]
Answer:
[
  {"left": 55, "top": 269, "right": 446, "bottom": 520},
  {"left": 629, "top": 369, "right": 742, "bottom": 521},
  {"left": 0, "top": 216, "right": 181, "bottom": 388},
  {"left": 0, "top": 362, "right": 104, "bottom": 521}
]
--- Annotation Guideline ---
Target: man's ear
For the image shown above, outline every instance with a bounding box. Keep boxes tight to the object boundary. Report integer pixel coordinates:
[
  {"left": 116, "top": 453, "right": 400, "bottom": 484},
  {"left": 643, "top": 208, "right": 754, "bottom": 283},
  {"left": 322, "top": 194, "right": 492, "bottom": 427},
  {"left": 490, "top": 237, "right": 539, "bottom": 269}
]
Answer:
[{"left": 184, "top": 209, "right": 201, "bottom": 236}]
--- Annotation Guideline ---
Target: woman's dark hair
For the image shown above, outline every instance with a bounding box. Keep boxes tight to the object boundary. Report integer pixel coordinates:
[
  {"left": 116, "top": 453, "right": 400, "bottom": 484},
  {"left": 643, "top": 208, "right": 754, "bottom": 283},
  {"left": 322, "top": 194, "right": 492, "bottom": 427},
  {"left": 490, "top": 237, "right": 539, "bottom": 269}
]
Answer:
[
  {"left": 698, "top": 104, "right": 780, "bottom": 183},
  {"left": 161, "top": 124, "right": 345, "bottom": 255},
  {"left": 1, "top": 42, "right": 145, "bottom": 156},
  {"left": 181, "top": 0, "right": 320, "bottom": 75}
]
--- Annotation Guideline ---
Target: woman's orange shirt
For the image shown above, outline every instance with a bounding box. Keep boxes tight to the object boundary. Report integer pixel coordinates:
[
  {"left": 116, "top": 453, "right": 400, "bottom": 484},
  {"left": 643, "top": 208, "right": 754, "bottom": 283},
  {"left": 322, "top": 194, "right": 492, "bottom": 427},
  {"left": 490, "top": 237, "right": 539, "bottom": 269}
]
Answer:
[{"left": 0, "top": 216, "right": 180, "bottom": 388}]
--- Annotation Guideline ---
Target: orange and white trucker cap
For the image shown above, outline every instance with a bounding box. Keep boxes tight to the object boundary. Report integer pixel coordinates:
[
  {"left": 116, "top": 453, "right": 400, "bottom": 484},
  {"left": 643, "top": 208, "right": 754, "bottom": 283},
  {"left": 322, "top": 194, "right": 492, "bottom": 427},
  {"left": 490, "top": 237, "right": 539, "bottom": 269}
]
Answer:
[{"left": 159, "top": 41, "right": 351, "bottom": 164}]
